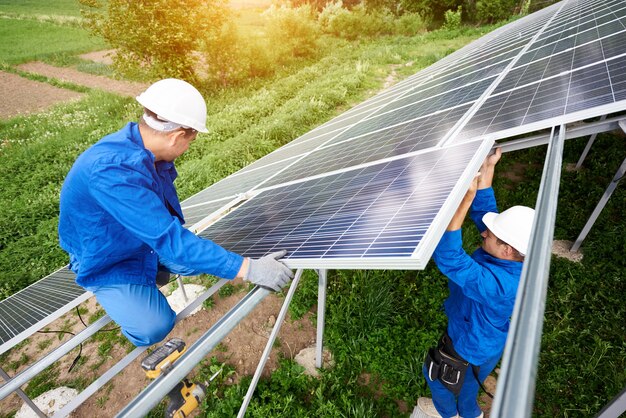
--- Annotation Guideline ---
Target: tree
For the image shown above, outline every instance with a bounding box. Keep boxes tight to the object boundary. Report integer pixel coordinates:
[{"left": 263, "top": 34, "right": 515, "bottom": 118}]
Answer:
[{"left": 79, "top": 0, "right": 230, "bottom": 83}]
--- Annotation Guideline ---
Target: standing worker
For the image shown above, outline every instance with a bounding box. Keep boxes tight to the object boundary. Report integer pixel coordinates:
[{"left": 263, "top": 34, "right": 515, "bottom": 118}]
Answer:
[
  {"left": 58, "top": 78, "right": 293, "bottom": 347},
  {"left": 414, "top": 148, "right": 535, "bottom": 418}
]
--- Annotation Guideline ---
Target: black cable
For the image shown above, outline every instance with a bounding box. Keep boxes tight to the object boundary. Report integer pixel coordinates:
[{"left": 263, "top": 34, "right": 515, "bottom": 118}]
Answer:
[
  {"left": 36, "top": 329, "right": 83, "bottom": 372},
  {"left": 34, "top": 307, "right": 121, "bottom": 373},
  {"left": 75, "top": 306, "right": 120, "bottom": 332}
]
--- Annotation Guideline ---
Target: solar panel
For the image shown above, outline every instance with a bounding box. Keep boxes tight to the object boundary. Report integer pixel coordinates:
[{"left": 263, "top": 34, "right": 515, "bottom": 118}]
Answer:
[
  {"left": 0, "top": 267, "right": 89, "bottom": 355},
  {"left": 199, "top": 139, "right": 493, "bottom": 269}
]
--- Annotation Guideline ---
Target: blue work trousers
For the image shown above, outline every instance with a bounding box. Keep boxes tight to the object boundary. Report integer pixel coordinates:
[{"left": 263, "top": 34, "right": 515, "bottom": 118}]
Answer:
[
  {"left": 84, "top": 283, "right": 176, "bottom": 347},
  {"left": 423, "top": 353, "right": 500, "bottom": 418}
]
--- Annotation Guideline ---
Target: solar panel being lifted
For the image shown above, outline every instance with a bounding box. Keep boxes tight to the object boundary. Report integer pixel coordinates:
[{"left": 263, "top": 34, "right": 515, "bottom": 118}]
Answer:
[
  {"left": 181, "top": 0, "right": 626, "bottom": 270},
  {"left": 199, "top": 139, "right": 492, "bottom": 269}
]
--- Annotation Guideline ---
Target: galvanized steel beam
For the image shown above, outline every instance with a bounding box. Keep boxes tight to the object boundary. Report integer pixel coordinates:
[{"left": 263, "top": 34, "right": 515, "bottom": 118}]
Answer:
[{"left": 491, "top": 125, "right": 564, "bottom": 417}]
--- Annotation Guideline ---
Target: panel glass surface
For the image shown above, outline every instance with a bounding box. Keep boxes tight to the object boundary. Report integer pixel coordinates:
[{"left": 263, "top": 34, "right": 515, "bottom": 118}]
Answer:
[
  {"left": 262, "top": 104, "right": 472, "bottom": 189},
  {"left": 179, "top": 156, "right": 300, "bottom": 206},
  {"left": 454, "top": 0, "right": 626, "bottom": 141},
  {"left": 182, "top": 197, "right": 238, "bottom": 228},
  {"left": 199, "top": 140, "right": 484, "bottom": 262},
  {"left": 0, "top": 268, "right": 82, "bottom": 349}
]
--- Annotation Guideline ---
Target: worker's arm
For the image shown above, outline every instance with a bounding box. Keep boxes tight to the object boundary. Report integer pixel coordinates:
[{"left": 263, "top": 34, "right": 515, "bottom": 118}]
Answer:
[
  {"left": 433, "top": 229, "right": 513, "bottom": 306},
  {"left": 447, "top": 175, "right": 478, "bottom": 231}
]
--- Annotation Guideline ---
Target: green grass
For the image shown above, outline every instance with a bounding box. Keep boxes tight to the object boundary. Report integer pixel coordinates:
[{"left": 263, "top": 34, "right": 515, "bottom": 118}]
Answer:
[
  {"left": 0, "top": 0, "right": 85, "bottom": 17},
  {"left": 0, "top": 18, "right": 105, "bottom": 64}
]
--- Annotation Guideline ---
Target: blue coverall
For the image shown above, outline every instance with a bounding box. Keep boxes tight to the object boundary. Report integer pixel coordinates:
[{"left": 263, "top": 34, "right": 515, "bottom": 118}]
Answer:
[
  {"left": 424, "top": 187, "right": 523, "bottom": 418},
  {"left": 59, "top": 123, "right": 243, "bottom": 345}
]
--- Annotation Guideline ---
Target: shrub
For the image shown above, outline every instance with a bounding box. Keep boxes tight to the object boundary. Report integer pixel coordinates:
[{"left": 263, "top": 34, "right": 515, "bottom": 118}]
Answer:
[
  {"left": 319, "top": 2, "right": 396, "bottom": 39},
  {"left": 79, "top": 0, "right": 230, "bottom": 83},
  {"left": 263, "top": 5, "right": 320, "bottom": 61},
  {"left": 395, "top": 12, "right": 428, "bottom": 36},
  {"left": 442, "top": 6, "right": 462, "bottom": 30},
  {"left": 475, "top": 0, "right": 518, "bottom": 23},
  {"left": 199, "top": 18, "right": 251, "bottom": 87}
]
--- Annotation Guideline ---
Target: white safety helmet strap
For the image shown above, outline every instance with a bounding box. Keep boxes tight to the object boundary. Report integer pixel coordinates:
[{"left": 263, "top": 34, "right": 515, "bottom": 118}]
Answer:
[{"left": 142, "top": 113, "right": 190, "bottom": 132}]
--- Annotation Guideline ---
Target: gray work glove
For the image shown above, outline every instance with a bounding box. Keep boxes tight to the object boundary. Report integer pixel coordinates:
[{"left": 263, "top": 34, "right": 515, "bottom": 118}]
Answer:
[{"left": 244, "top": 250, "right": 293, "bottom": 292}]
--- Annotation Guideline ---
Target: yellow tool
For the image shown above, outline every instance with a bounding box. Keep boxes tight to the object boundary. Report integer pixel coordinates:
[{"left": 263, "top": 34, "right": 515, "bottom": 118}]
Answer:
[
  {"left": 165, "top": 379, "right": 206, "bottom": 418},
  {"left": 141, "top": 338, "right": 221, "bottom": 418},
  {"left": 141, "top": 338, "right": 187, "bottom": 379}
]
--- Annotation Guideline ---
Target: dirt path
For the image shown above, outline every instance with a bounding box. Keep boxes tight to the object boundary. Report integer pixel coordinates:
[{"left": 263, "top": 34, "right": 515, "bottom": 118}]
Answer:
[
  {"left": 0, "top": 71, "right": 84, "bottom": 119},
  {"left": 17, "top": 61, "right": 148, "bottom": 97}
]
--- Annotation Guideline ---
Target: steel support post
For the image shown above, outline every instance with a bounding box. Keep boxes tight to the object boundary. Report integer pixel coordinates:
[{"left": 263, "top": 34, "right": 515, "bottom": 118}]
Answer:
[
  {"left": 491, "top": 125, "right": 564, "bottom": 418},
  {"left": 575, "top": 115, "right": 606, "bottom": 169},
  {"left": 316, "top": 269, "right": 328, "bottom": 369},
  {"left": 175, "top": 274, "right": 189, "bottom": 303},
  {"left": 0, "top": 367, "right": 46, "bottom": 418},
  {"left": 570, "top": 156, "right": 626, "bottom": 252},
  {"left": 116, "top": 285, "right": 272, "bottom": 418},
  {"left": 237, "top": 270, "right": 303, "bottom": 418}
]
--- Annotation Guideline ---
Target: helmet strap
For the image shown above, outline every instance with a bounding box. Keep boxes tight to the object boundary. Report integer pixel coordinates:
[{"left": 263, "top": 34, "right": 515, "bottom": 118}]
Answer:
[{"left": 143, "top": 113, "right": 188, "bottom": 132}]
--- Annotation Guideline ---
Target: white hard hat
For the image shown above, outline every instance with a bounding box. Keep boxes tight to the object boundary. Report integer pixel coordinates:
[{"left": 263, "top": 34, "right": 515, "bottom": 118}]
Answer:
[
  {"left": 136, "top": 78, "right": 208, "bottom": 133},
  {"left": 482, "top": 206, "right": 535, "bottom": 255}
]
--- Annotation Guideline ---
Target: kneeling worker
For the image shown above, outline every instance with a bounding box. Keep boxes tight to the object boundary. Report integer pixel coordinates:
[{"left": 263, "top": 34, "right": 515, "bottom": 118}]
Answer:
[
  {"left": 58, "top": 78, "right": 293, "bottom": 347},
  {"left": 415, "top": 148, "right": 535, "bottom": 418}
]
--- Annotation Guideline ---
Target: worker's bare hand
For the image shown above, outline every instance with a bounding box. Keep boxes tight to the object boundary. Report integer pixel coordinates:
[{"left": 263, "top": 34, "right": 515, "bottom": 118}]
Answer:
[
  {"left": 244, "top": 250, "right": 293, "bottom": 292},
  {"left": 478, "top": 147, "right": 501, "bottom": 189},
  {"left": 483, "top": 147, "right": 502, "bottom": 169}
]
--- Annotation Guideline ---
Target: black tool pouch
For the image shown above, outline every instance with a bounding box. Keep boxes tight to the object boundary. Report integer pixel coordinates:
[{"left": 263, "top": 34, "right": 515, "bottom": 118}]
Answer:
[{"left": 424, "top": 333, "right": 470, "bottom": 396}]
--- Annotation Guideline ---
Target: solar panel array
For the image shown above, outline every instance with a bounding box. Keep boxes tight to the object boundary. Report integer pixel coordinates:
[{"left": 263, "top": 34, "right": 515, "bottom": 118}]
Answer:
[{"left": 184, "top": 0, "right": 626, "bottom": 269}]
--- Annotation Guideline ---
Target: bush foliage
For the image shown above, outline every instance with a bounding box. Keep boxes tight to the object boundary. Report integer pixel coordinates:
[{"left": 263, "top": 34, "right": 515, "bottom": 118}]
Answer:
[{"left": 79, "top": 0, "right": 230, "bottom": 83}]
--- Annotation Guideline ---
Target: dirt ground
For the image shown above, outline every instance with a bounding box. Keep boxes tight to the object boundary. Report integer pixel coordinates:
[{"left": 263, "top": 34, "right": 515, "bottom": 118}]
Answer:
[{"left": 16, "top": 62, "right": 148, "bottom": 98}]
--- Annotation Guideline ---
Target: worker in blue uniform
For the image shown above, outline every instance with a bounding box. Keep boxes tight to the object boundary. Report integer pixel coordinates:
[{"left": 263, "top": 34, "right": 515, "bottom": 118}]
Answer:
[
  {"left": 413, "top": 148, "right": 535, "bottom": 418},
  {"left": 58, "top": 78, "right": 293, "bottom": 347}
]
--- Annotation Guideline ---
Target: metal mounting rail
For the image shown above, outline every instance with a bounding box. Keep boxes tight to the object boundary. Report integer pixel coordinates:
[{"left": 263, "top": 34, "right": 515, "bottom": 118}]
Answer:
[
  {"left": 116, "top": 285, "right": 273, "bottom": 417},
  {"left": 0, "top": 314, "right": 114, "bottom": 401},
  {"left": 495, "top": 115, "right": 625, "bottom": 153},
  {"left": 491, "top": 125, "right": 565, "bottom": 417}
]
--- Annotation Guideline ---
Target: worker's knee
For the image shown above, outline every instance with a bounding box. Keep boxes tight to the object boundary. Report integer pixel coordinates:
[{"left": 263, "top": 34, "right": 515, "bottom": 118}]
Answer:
[
  {"left": 86, "top": 283, "right": 177, "bottom": 346},
  {"left": 123, "top": 309, "right": 176, "bottom": 347}
]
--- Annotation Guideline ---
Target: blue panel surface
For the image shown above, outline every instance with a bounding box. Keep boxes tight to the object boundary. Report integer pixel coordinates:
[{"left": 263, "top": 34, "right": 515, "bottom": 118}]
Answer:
[{"left": 199, "top": 140, "right": 483, "bottom": 261}]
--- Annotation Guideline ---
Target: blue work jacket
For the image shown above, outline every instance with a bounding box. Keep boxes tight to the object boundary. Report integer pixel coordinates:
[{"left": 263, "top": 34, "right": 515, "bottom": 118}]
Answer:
[
  {"left": 432, "top": 188, "right": 522, "bottom": 365},
  {"left": 58, "top": 122, "right": 243, "bottom": 287}
]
